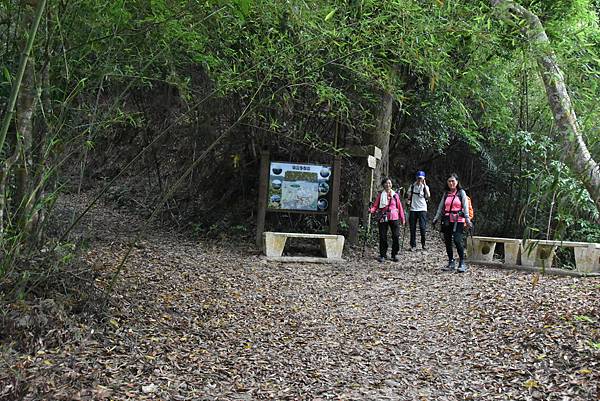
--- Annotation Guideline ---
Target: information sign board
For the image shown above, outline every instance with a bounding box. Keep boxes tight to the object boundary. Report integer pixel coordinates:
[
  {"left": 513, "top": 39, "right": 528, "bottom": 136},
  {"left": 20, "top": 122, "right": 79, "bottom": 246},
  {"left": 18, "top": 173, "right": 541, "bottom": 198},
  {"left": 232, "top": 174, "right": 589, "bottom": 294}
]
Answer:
[{"left": 267, "top": 162, "right": 331, "bottom": 212}]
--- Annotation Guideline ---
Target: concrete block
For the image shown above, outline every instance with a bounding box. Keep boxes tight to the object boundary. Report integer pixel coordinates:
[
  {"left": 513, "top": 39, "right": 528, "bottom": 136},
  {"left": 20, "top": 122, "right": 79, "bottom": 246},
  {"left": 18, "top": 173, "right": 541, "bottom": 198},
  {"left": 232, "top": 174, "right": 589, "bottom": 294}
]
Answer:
[
  {"left": 320, "top": 236, "right": 345, "bottom": 259},
  {"left": 467, "top": 236, "right": 521, "bottom": 265},
  {"left": 574, "top": 243, "right": 600, "bottom": 273},
  {"left": 521, "top": 240, "right": 556, "bottom": 268},
  {"left": 467, "top": 237, "right": 497, "bottom": 262},
  {"left": 263, "top": 232, "right": 287, "bottom": 257},
  {"left": 504, "top": 242, "right": 521, "bottom": 265}
]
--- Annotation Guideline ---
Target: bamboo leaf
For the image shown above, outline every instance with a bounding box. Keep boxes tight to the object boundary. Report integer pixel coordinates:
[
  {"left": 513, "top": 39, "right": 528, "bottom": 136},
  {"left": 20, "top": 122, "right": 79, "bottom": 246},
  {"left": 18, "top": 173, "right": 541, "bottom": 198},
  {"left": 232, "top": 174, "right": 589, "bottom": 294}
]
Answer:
[
  {"left": 2, "top": 67, "right": 10, "bottom": 83},
  {"left": 325, "top": 9, "right": 337, "bottom": 21}
]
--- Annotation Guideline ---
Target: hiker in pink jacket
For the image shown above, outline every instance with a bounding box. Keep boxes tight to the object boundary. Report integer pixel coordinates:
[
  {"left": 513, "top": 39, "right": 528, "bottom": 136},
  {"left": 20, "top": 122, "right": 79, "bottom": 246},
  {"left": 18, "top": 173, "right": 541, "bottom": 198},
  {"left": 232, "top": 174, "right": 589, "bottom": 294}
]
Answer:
[
  {"left": 369, "top": 177, "right": 406, "bottom": 262},
  {"left": 432, "top": 173, "right": 472, "bottom": 273}
]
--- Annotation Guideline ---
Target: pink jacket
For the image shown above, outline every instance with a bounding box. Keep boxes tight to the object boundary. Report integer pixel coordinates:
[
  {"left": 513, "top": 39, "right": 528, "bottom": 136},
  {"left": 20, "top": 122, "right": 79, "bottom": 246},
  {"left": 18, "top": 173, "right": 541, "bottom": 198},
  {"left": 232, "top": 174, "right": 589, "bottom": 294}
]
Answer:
[
  {"left": 444, "top": 190, "right": 466, "bottom": 223},
  {"left": 369, "top": 191, "right": 406, "bottom": 224}
]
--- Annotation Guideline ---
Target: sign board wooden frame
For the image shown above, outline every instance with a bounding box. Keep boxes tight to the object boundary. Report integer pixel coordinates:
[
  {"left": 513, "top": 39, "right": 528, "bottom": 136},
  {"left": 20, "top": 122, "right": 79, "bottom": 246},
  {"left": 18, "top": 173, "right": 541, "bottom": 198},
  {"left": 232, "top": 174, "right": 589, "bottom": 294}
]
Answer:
[{"left": 256, "top": 151, "right": 341, "bottom": 246}]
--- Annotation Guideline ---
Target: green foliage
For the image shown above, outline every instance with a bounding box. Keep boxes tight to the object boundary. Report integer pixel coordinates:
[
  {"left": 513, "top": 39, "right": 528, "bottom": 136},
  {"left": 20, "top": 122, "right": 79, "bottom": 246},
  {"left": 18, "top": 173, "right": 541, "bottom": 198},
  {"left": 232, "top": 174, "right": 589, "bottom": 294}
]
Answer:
[
  {"left": 1, "top": 0, "right": 600, "bottom": 290},
  {"left": 574, "top": 314, "right": 596, "bottom": 323}
]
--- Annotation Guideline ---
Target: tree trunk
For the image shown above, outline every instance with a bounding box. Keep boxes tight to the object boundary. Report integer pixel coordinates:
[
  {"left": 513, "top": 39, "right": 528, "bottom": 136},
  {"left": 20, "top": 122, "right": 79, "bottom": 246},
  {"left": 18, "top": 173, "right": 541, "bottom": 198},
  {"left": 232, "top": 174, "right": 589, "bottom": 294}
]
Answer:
[
  {"left": 370, "top": 90, "right": 394, "bottom": 189},
  {"left": 492, "top": 0, "right": 600, "bottom": 212},
  {"left": 361, "top": 91, "right": 394, "bottom": 224}
]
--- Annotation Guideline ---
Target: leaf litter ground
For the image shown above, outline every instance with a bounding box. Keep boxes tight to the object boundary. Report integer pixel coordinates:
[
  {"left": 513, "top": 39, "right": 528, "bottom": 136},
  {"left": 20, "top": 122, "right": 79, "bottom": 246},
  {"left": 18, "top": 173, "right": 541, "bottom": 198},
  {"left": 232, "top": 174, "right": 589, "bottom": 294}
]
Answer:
[{"left": 1, "top": 194, "right": 599, "bottom": 400}]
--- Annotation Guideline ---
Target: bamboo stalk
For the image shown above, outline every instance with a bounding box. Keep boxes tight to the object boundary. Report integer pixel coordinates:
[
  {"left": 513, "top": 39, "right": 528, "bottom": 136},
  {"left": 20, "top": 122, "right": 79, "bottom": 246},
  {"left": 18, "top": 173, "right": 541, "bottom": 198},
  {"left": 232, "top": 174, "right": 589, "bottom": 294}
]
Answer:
[{"left": 0, "top": 0, "right": 47, "bottom": 155}]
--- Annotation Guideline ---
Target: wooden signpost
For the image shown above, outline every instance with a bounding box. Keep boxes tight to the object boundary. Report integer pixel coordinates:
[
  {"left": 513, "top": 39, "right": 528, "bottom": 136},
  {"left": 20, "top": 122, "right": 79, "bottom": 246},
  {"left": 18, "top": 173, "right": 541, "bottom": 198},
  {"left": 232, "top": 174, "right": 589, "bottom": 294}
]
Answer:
[{"left": 341, "top": 145, "right": 381, "bottom": 244}]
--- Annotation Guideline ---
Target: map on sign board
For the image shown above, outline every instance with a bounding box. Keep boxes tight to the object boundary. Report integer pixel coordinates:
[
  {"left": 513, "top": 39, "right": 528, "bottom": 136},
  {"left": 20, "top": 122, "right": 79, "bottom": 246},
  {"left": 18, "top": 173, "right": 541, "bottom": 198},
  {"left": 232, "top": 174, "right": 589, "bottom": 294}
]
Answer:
[{"left": 268, "top": 162, "right": 331, "bottom": 212}]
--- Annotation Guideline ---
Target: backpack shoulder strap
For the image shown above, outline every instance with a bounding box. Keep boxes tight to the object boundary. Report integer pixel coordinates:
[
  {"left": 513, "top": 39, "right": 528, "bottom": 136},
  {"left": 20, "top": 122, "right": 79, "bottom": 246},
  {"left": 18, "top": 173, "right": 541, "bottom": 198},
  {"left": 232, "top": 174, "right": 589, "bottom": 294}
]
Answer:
[
  {"left": 458, "top": 190, "right": 471, "bottom": 219},
  {"left": 458, "top": 189, "right": 465, "bottom": 207}
]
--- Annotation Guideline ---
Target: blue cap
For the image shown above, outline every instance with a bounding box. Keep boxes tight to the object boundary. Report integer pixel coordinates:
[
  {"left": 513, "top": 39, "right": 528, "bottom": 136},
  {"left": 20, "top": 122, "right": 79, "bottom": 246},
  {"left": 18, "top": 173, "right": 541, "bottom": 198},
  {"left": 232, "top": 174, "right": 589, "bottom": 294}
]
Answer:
[{"left": 416, "top": 170, "right": 426, "bottom": 178}]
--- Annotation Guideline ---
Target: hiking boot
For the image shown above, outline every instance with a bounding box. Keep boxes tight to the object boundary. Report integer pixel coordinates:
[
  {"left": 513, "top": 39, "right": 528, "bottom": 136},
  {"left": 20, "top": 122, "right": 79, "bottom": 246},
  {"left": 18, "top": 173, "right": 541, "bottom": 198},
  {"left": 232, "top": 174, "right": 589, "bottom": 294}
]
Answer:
[
  {"left": 421, "top": 245, "right": 427, "bottom": 251},
  {"left": 377, "top": 256, "right": 386, "bottom": 263},
  {"left": 410, "top": 247, "right": 417, "bottom": 252},
  {"left": 457, "top": 260, "right": 468, "bottom": 273},
  {"left": 442, "top": 259, "right": 455, "bottom": 271},
  {"left": 391, "top": 255, "right": 399, "bottom": 262}
]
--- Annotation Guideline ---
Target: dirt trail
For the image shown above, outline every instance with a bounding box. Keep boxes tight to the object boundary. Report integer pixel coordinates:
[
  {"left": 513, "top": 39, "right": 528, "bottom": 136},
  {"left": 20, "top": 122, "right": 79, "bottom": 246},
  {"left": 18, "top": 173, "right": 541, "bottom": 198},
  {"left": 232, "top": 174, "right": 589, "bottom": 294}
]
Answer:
[{"left": 2, "top": 194, "right": 599, "bottom": 400}]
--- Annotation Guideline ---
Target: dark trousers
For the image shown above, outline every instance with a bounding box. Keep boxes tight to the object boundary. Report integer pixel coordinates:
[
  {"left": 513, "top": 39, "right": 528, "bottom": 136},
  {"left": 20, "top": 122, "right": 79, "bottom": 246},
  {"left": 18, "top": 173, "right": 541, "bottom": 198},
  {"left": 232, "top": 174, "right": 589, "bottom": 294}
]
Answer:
[
  {"left": 443, "top": 222, "right": 465, "bottom": 261},
  {"left": 378, "top": 220, "right": 401, "bottom": 258},
  {"left": 409, "top": 211, "right": 427, "bottom": 248}
]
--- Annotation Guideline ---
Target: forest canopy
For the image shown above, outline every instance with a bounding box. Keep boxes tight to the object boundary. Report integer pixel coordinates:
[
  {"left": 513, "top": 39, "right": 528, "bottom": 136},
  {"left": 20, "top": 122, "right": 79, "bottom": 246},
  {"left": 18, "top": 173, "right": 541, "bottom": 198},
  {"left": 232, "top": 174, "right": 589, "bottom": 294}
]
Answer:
[{"left": 0, "top": 0, "right": 599, "bottom": 273}]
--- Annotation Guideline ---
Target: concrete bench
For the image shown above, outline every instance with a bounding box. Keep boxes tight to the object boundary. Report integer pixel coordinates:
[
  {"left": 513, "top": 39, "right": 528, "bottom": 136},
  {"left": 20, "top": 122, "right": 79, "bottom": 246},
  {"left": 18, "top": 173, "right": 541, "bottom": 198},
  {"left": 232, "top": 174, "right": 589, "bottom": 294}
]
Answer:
[
  {"left": 576, "top": 243, "right": 600, "bottom": 273},
  {"left": 262, "top": 232, "right": 345, "bottom": 262},
  {"left": 522, "top": 240, "right": 600, "bottom": 272},
  {"left": 467, "top": 236, "right": 522, "bottom": 265}
]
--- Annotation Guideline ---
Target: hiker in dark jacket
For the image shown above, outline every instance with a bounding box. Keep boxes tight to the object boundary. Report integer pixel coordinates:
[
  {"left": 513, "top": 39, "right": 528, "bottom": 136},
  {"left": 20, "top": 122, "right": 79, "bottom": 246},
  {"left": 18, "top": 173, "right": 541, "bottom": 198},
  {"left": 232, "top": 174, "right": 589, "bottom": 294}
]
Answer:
[{"left": 432, "top": 173, "right": 472, "bottom": 273}]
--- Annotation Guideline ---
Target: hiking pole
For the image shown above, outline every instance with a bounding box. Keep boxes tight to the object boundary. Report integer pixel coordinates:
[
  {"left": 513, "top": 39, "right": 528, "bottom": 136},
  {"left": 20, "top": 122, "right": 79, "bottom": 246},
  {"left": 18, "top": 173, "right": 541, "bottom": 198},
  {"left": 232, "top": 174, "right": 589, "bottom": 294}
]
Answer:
[
  {"left": 361, "top": 202, "right": 374, "bottom": 257},
  {"left": 400, "top": 217, "right": 407, "bottom": 255},
  {"left": 398, "top": 187, "right": 407, "bottom": 254},
  {"left": 466, "top": 221, "right": 474, "bottom": 258}
]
